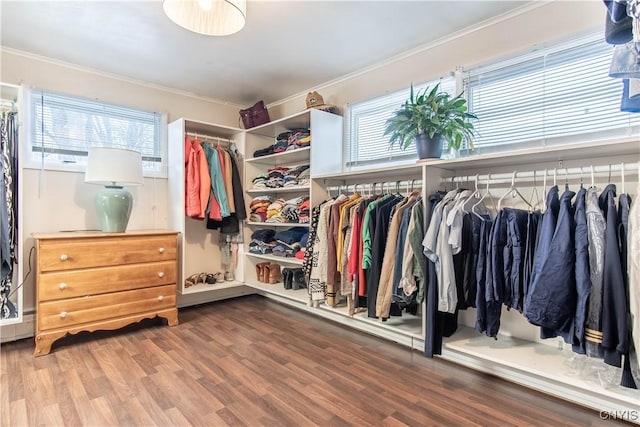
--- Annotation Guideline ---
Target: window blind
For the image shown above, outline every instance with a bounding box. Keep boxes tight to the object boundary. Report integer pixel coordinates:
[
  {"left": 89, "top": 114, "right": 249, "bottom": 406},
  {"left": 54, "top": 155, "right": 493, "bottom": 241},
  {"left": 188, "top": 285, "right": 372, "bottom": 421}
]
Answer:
[
  {"left": 347, "top": 77, "right": 456, "bottom": 167},
  {"left": 465, "top": 36, "right": 640, "bottom": 150},
  {"left": 30, "top": 90, "right": 163, "bottom": 172}
]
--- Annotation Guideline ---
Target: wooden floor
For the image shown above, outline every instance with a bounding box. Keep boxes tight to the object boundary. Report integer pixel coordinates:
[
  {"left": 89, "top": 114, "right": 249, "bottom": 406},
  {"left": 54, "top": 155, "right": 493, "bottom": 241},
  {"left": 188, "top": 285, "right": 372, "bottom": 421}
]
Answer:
[{"left": 0, "top": 295, "right": 625, "bottom": 427}]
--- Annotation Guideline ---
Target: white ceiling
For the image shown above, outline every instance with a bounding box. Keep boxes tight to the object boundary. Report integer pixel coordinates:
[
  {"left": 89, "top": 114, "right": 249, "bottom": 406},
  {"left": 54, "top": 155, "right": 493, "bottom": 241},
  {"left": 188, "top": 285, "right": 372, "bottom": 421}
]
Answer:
[{"left": 0, "top": 0, "right": 531, "bottom": 107}]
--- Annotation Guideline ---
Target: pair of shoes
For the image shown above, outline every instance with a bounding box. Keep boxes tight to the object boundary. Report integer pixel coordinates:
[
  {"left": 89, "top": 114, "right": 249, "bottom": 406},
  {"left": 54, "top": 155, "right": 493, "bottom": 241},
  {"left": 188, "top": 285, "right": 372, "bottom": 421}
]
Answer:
[
  {"left": 255, "top": 262, "right": 281, "bottom": 284},
  {"left": 224, "top": 271, "right": 235, "bottom": 282},
  {"left": 282, "top": 268, "right": 307, "bottom": 290},
  {"left": 185, "top": 272, "right": 211, "bottom": 287}
]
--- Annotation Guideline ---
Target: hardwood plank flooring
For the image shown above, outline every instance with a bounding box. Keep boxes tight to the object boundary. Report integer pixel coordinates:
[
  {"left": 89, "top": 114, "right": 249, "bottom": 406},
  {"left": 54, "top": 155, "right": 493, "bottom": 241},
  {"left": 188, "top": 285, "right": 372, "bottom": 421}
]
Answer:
[{"left": 0, "top": 295, "right": 628, "bottom": 426}]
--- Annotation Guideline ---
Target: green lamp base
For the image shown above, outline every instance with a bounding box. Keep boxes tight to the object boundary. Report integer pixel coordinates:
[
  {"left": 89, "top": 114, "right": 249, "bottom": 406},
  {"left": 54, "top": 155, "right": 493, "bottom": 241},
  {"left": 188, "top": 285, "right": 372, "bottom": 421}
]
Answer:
[{"left": 95, "top": 186, "right": 133, "bottom": 232}]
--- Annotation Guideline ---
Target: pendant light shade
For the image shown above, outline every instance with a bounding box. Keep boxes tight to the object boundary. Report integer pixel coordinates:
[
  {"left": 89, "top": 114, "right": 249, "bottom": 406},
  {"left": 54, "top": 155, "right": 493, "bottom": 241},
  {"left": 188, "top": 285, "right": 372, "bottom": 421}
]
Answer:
[{"left": 163, "top": 0, "right": 246, "bottom": 36}]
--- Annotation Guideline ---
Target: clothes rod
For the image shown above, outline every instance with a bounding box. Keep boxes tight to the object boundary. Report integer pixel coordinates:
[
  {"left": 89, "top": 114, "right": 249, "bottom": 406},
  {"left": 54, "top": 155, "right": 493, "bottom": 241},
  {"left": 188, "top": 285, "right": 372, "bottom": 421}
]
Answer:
[
  {"left": 444, "top": 163, "right": 640, "bottom": 185},
  {"left": 326, "top": 179, "right": 423, "bottom": 193},
  {"left": 186, "top": 132, "right": 233, "bottom": 144}
]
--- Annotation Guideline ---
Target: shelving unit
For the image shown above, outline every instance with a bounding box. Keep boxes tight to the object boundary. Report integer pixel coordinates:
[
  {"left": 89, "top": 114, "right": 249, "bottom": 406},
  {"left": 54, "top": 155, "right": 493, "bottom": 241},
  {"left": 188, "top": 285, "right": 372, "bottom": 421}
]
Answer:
[
  {"left": 245, "top": 185, "right": 311, "bottom": 194},
  {"left": 245, "top": 253, "right": 304, "bottom": 265},
  {"left": 245, "top": 221, "right": 309, "bottom": 227},
  {"left": 167, "top": 118, "right": 251, "bottom": 306}
]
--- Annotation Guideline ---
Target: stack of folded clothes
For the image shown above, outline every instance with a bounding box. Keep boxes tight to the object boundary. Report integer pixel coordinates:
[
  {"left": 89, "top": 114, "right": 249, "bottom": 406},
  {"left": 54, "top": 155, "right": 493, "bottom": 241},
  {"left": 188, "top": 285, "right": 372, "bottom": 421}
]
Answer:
[
  {"left": 248, "top": 229, "right": 276, "bottom": 254},
  {"left": 252, "top": 129, "right": 311, "bottom": 158},
  {"left": 298, "top": 197, "right": 310, "bottom": 223},
  {"left": 272, "top": 227, "right": 308, "bottom": 258},
  {"left": 249, "top": 196, "right": 273, "bottom": 222},
  {"left": 251, "top": 164, "right": 310, "bottom": 189},
  {"left": 265, "top": 199, "right": 286, "bottom": 223}
]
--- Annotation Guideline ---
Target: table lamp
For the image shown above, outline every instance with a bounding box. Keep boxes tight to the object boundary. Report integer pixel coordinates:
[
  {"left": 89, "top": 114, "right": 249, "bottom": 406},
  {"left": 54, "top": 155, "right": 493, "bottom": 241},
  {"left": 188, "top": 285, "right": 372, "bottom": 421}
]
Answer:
[{"left": 84, "top": 147, "right": 143, "bottom": 232}]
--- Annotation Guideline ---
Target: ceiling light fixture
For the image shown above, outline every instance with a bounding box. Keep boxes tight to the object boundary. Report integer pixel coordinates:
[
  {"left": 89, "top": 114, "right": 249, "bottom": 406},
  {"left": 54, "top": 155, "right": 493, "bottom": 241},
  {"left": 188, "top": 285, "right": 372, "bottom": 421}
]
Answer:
[{"left": 163, "top": 0, "right": 246, "bottom": 36}]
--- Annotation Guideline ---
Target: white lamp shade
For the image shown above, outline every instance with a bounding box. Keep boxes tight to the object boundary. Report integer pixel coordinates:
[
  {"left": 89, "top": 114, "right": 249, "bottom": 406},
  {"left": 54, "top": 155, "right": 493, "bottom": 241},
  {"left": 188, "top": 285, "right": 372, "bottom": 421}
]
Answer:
[
  {"left": 163, "top": 0, "right": 246, "bottom": 36},
  {"left": 85, "top": 147, "right": 143, "bottom": 186}
]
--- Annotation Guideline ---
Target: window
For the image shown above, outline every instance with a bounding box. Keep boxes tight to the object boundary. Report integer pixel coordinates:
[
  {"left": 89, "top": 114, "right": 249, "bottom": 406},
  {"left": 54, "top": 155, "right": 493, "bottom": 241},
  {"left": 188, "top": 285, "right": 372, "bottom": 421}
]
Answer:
[
  {"left": 464, "top": 34, "right": 640, "bottom": 152},
  {"left": 29, "top": 89, "right": 165, "bottom": 174},
  {"left": 347, "top": 77, "right": 456, "bottom": 168}
]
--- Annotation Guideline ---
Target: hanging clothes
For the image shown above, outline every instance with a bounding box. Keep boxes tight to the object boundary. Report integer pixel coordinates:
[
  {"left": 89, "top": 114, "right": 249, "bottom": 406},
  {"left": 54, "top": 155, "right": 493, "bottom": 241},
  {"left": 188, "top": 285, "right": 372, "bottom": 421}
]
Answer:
[
  {"left": 572, "top": 185, "right": 590, "bottom": 354},
  {"left": 627, "top": 185, "right": 640, "bottom": 386},
  {"left": 585, "top": 186, "right": 606, "bottom": 358},
  {"left": 308, "top": 199, "right": 335, "bottom": 302},
  {"left": 0, "top": 110, "right": 17, "bottom": 319}
]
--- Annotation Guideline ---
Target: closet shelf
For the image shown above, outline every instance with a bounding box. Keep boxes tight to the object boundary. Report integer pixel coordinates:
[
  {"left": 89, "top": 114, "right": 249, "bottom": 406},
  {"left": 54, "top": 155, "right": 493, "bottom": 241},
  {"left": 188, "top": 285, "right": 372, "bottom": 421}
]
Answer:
[
  {"left": 246, "top": 185, "right": 311, "bottom": 194},
  {"left": 180, "top": 280, "right": 246, "bottom": 295},
  {"left": 245, "top": 221, "right": 310, "bottom": 227},
  {"left": 246, "top": 147, "right": 311, "bottom": 165},
  {"left": 245, "top": 281, "right": 422, "bottom": 338},
  {"left": 442, "top": 326, "right": 640, "bottom": 412},
  {"left": 245, "top": 253, "right": 304, "bottom": 265},
  {"left": 417, "top": 137, "right": 639, "bottom": 171},
  {"left": 314, "top": 163, "right": 423, "bottom": 182}
]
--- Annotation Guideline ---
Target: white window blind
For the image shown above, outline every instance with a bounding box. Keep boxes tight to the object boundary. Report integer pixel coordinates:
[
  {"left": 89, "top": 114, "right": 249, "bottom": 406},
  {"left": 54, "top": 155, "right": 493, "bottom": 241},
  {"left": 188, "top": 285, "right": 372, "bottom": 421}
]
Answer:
[
  {"left": 465, "top": 35, "right": 640, "bottom": 151},
  {"left": 30, "top": 90, "right": 163, "bottom": 173},
  {"left": 347, "top": 77, "right": 456, "bottom": 167}
]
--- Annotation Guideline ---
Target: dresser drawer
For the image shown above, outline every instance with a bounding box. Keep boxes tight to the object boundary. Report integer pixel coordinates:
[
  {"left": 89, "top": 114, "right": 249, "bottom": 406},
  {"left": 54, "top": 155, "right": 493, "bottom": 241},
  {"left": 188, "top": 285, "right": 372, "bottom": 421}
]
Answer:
[
  {"left": 37, "top": 235, "right": 177, "bottom": 272},
  {"left": 38, "top": 284, "right": 176, "bottom": 331},
  {"left": 38, "top": 261, "right": 176, "bottom": 302}
]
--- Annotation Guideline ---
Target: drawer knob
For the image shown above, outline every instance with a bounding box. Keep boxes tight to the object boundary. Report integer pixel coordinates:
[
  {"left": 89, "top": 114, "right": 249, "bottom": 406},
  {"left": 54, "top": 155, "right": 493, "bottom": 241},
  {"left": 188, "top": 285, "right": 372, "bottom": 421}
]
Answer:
[
  {"left": 158, "top": 247, "right": 165, "bottom": 254},
  {"left": 158, "top": 272, "right": 165, "bottom": 278},
  {"left": 60, "top": 254, "right": 68, "bottom": 261},
  {"left": 60, "top": 311, "right": 67, "bottom": 319},
  {"left": 158, "top": 296, "right": 164, "bottom": 302},
  {"left": 59, "top": 283, "right": 67, "bottom": 290}
]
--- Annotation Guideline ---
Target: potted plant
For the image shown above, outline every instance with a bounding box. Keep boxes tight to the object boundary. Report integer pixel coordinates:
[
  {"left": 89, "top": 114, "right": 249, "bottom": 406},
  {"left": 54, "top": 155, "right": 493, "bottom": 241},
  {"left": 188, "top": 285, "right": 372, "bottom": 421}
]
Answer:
[{"left": 384, "top": 83, "right": 477, "bottom": 159}]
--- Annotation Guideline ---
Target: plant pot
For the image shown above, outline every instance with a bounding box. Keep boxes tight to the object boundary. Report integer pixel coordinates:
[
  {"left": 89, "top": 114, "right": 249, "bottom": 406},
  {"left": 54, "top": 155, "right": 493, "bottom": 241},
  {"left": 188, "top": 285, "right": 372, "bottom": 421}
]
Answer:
[{"left": 415, "top": 133, "right": 444, "bottom": 159}]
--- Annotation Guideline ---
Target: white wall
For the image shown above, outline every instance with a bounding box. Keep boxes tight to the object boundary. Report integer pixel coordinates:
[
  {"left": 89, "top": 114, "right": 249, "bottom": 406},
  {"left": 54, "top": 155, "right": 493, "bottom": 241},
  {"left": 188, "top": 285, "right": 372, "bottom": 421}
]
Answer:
[
  {"left": 1, "top": 49, "right": 240, "bottom": 317},
  {"left": 267, "top": 1, "right": 605, "bottom": 119}
]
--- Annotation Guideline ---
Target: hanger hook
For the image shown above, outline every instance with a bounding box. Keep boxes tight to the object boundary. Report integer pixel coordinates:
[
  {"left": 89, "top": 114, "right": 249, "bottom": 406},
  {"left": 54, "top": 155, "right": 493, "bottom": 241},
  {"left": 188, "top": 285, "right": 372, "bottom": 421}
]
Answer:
[
  {"left": 591, "top": 165, "right": 595, "bottom": 188},
  {"left": 621, "top": 162, "right": 625, "bottom": 194},
  {"left": 511, "top": 171, "right": 517, "bottom": 187},
  {"left": 475, "top": 174, "right": 479, "bottom": 192},
  {"left": 486, "top": 173, "right": 491, "bottom": 192},
  {"left": 608, "top": 164, "right": 612, "bottom": 184}
]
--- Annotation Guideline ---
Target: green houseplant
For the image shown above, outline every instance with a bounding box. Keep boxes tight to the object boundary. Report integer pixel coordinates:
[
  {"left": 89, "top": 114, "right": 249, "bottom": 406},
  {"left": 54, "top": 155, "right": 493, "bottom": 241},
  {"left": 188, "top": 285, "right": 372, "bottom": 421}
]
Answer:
[{"left": 384, "top": 83, "right": 477, "bottom": 159}]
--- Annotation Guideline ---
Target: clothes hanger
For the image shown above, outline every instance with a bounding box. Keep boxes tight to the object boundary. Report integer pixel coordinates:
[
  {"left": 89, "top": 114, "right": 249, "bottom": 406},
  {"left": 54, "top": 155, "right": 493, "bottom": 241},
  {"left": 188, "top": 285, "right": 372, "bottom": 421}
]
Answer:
[
  {"left": 498, "top": 171, "right": 533, "bottom": 211},
  {"left": 621, "top": 162, "right": 625, "bottom": 194},
  {"left": 461, "top": 174, "right": 480, "bottom": 214},
  {"left": 472, "top": 173, "right": 497, "bottom": 219},
  {"left": 529, "top": 170, "right": 542, "bottom": 211}
]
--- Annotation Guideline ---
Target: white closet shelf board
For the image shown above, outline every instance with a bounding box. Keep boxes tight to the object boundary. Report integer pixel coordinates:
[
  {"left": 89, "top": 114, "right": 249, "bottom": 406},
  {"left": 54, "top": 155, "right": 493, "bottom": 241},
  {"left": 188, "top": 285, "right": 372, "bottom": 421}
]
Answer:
[
  {"left": 442, "top": 326, "right": 640, "bottom": 415},
  {"left": 177, "top": 284, "right": 254, "bottom": 309},
  {"left": 246, "top": 253, "right": 304, "bottom": 265},
  {"left": 184, "top": 119, "right": 242, "bottom": 137},
  {"left": 180, "top": 280, "right": 246, "bottom": 295},
  {"left": 246, "top": 185, "right": 311, "bottom": 194},
  {"left": 247, "top": 109, "right": 323, "bottom": 137},
  {"left": 0, "top": 83, "right": 19, "bottom": 101},
  {"left": 418, "top": 138, "right": 640, "bottom": 171},
  {"left": 246, "top": 221, "right": 310, "bottom": 227},
  {"left": 246, "top": 147, "right": 311, "bottom": 165},
  {"left": 245, "top": 280, "right": 423, "bottom": 350},
  {"left": 314, "top": 163, "right": 423, "bottom": 183}
]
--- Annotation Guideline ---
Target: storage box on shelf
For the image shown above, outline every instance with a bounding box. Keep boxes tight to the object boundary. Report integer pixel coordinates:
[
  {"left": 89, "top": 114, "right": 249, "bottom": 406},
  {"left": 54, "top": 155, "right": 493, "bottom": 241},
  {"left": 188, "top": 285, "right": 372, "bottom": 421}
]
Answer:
[{"left": 167, "top": 118, "right": 251, "bottom": 305}]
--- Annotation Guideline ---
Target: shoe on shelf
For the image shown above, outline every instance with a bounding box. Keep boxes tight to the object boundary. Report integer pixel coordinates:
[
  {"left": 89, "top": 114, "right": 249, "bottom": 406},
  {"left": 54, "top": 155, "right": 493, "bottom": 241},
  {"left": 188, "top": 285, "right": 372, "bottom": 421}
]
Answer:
[
  {"left": 205, "top": 273, "right": 216, "bottom": 284},
  {"left": 185, "top": 272, "right": 208, "bottom": 288},
  {"left": 282, "top": 268, "right": 292, "bottom": 289},
  {"left": 213, "top": 272, "right": 225, "bottom": 283},
  {"left": 224, "top": 271, "right": 235, "bottom": 282},
  {"left": 269, "top": 263, "right": 282, "bottom": 284}
]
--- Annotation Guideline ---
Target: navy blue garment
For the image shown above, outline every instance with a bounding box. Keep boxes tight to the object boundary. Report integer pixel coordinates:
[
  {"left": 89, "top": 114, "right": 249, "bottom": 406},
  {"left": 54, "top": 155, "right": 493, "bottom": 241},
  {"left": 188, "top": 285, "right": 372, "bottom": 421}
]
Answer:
[
  {"left": 503, "top": 208, "right": 530, "bottom": 312},
  {"left": 425, "top": 192, "right": 444, "bottom": 357},
  {"left": 600, "top": 184, "right": 628, "bottom": 368},
  {"left": 459, "top": 213, "right": 475, "bottom": 309},
  {"left": 273, "top": 227, "right": 308, "bottom": 245},
  {"left": 572, "top": 186, "right": 591, "bottom": 354},
  {"left": 477, "top": 217, "right": 502, "bottom": 337},
  {"left": 618, "top": 193, "right": 637, "bottom": 389},
  {"left": 487, "top": 210, "right": 508, "bottom": 306},
  {"left": 522, "top": 211, "right": 541, "bottom": 308},
  {"left": 526, "top": 186, "right": 580, "bottom": 334}
]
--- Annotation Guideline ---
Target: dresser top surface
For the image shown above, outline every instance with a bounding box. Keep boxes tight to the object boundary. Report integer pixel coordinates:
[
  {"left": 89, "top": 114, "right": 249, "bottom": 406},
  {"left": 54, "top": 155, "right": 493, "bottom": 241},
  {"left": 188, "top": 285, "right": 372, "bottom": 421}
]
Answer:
[{"left": 32, "top": 229, "right": 179, "bottom": 240}]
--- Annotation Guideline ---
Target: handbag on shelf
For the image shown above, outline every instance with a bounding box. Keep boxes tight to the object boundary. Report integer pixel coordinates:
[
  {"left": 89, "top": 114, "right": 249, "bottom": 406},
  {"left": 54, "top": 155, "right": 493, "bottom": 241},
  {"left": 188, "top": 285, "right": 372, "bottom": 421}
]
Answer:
[{"left": 239, "top": 100, "right": 270, "bottom": 129}]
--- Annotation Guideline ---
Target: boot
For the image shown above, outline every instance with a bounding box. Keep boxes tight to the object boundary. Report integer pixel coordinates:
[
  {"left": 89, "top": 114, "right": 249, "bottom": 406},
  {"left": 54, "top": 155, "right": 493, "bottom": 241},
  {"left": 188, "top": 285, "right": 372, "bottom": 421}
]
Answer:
[
  {"left": 282, "top": 268, "right": 292, "bottom": 289},
  {"left": 255, "top": 262, "right": 268, "bottom": 283},
  {"left": 261, "top": 263, "right": 271, "bottom": 283},
  {"left": 269, "top": 263, "right": 281, "bottom": 284}
]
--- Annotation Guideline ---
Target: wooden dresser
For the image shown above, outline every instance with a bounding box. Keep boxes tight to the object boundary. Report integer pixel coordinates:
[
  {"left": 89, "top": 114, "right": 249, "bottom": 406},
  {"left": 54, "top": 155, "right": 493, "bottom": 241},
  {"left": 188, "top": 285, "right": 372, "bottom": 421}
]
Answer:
[{"left": 33, "top": 230, "right": 179, "bottom": 356}]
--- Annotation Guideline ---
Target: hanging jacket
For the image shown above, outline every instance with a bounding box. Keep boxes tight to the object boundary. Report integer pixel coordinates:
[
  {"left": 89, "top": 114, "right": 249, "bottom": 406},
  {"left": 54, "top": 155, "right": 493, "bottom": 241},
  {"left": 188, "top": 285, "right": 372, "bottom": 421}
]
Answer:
[
  {"left": 585, "top": 187, "right": 606, "bottom": 358},
  {"left": 184, "top": 137, "right": 201, "bottom": 218},
  {"left": 572, "top": 186, "right": 591, "bottom": 354},
  {"left": 599, "top": 184, "right": 628, "bottom": 368}
]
